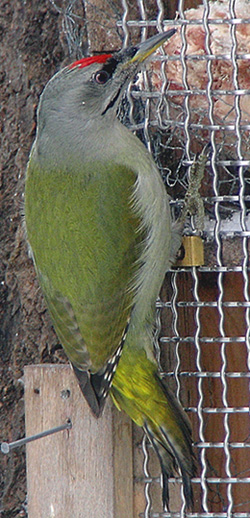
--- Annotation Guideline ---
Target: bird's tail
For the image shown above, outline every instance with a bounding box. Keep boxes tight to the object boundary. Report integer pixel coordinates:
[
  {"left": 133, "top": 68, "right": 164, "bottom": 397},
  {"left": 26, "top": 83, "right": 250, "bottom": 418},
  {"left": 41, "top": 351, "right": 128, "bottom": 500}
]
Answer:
[{"left": 110, "top": 348, "right": 196, "bottom": 510}]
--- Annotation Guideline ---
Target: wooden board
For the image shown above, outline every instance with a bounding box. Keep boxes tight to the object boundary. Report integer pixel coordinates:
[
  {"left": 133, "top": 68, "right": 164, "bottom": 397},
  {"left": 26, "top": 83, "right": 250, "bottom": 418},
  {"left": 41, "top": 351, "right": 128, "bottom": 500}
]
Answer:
[{"left": 24, "top": 364, "right": 133, "bottom": 518}]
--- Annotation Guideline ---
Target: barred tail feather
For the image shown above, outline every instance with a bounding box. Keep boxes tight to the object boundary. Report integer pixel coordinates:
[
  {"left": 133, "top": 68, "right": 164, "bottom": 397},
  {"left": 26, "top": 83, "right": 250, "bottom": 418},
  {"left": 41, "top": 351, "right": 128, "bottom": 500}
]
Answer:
[
  {"left": 145, "top": 374, "right": 196, "bottom": 509},
  {"left": 159, "top": 425, "right": 194, "bottom": 509},
  {"left": 144, "top": 422, "right": 177, "bottom": 509},
  {"left": 143, "top": 422, "right": 195, "bottom": 510},
  {"left": 111, "top": 357, "right": 196, "bottom": 510}
]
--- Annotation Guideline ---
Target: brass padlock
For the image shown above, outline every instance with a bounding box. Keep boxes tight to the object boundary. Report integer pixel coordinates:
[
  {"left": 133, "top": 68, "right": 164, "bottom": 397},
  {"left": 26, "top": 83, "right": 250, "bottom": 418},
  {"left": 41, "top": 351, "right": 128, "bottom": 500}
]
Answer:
[{"left": 176, "top": 235, "right": 204, "bottom": 267}]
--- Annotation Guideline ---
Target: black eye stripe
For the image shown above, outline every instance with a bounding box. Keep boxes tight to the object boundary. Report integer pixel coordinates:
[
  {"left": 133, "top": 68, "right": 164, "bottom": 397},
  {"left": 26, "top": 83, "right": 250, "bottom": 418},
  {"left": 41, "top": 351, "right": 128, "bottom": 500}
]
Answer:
[
  {"left": 101, "top": 56, "right": 119, "bottom": 76},
  {"left": 93, "top": 48, "right": 138, "bottom": 83}
]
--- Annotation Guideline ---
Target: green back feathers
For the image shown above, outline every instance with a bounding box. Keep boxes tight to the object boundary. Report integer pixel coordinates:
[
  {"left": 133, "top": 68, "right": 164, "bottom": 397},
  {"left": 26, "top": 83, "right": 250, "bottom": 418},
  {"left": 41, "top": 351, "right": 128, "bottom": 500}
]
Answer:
[{"left": 25, "top": 157, "right": 144, "bottom": 371}]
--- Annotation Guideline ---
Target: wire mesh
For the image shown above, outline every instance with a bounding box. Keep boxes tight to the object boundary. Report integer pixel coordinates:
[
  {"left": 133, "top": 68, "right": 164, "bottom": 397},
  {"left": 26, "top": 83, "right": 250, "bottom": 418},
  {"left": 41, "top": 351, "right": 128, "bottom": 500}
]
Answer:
[
  {"left": 40, "top": 0, "right": 250, "bottom": 516},
  {"left": 115, "top": 0, "right": 250, "bottom": 516}
]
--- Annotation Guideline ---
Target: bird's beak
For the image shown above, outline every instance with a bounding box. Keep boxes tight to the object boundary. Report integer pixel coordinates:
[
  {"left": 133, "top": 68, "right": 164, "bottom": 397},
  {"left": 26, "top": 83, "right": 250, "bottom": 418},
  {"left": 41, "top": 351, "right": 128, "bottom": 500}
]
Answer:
[
  {"left": 100, "top": 29, "right": 176, "bottom": 116},
  {"left": 128, "top": 29, "right": 176, "bottom": 64}
]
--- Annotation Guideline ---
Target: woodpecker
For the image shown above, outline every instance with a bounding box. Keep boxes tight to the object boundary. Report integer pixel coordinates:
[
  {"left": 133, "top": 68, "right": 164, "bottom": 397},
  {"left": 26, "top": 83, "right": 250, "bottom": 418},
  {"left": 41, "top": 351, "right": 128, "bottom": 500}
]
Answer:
[{"left": 25, "top": 31, "right": 196, "bottom": 509}]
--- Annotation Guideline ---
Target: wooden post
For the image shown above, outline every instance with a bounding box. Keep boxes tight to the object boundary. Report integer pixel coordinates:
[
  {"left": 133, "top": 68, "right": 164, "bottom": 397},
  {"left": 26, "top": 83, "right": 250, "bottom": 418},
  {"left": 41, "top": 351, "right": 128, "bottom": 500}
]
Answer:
[{"left": 24, "top": 364, "right": 133, "bottom": 518}]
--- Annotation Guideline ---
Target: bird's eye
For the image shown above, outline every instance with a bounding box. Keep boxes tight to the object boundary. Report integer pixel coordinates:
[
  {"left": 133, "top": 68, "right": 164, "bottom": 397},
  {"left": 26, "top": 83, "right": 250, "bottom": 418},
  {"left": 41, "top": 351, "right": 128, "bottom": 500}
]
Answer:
[{"left": 94, "top": 70, "right": 110, "bottom": 84}]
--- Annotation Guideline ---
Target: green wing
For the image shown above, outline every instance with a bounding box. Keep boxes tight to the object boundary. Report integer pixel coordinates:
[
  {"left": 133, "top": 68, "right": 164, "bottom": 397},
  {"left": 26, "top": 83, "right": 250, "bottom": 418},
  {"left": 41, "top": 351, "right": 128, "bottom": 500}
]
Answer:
[{"left": 25, "top": 157, "right": 144, "bottom": 414}]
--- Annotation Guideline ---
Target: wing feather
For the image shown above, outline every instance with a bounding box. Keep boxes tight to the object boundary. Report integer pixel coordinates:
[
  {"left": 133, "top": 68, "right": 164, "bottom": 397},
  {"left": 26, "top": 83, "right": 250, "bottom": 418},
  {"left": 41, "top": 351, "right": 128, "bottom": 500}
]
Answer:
[{"left": 25, "top": 158, "right": 144, "bottom": 410}]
